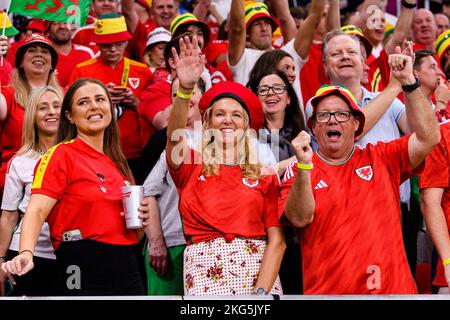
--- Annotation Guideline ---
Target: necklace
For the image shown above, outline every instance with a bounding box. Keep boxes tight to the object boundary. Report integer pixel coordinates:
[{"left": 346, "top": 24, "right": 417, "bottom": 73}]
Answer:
[{"left": 316, "top": 146, "right": 356, "bottom": 165}]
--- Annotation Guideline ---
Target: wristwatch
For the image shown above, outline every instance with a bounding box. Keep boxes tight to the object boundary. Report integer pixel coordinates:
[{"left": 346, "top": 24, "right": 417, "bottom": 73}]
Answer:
[
  {"left": 253, "top": 287, "right": 269, "bottom": 295},
  {"left": 401, "top": 78, "right": 421, "bottom": 93}
]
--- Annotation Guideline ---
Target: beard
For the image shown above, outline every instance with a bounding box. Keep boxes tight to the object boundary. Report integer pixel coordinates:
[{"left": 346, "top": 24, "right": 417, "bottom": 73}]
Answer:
[{"left": 50, "top": 32, "right": 71, "bottom": 45}]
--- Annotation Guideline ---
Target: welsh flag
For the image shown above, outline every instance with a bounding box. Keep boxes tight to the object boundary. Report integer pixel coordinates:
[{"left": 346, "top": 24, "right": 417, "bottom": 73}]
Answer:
[{"left": 9, "top": 0, "right": 91, "bottom": 26}]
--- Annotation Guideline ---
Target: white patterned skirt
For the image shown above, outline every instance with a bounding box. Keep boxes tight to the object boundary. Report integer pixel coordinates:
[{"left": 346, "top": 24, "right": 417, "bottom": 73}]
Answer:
[{"left": 183, "top": 237, "right": 283, "bottom": 296}]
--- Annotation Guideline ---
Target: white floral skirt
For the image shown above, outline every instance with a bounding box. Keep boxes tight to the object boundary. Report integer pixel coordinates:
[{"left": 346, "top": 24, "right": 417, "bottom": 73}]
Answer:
[{"left": 183, "top": 237, "right": 283, "bottom": 296}]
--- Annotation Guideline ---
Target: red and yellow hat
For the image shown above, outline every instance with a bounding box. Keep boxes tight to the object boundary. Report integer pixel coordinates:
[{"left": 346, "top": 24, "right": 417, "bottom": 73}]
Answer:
[
  {"left": 170, "top": 13, "right": 210, "bottom": 48},
  {"left": 308, "top": 85, "right": 365, "bottom": 137},
  {"left": 92, "top": 13, "right": 132, "bottom": 44},
  {"left": 16, "top": 33, "right": 58, "bottom": 69},
  {"left": 199, "top": 82, "right": 265, "bottom": 130},
  {"left": 384, "top": 23, "right": 394, "bottom": 39},
  {"left": 435, "top": 29, "right": 450, "bottom": 65},
  {"left": 0, "top": 12, "right": 19, "bottom": 37},
  {"left": 244, "top": 2, "right": 278, "bottom": 32},
  {"left": 340, "top": 24, "right": 373, "bottom": 57},
  {"left": 136, "top": 0, "right": 152, "bottom": 11}
]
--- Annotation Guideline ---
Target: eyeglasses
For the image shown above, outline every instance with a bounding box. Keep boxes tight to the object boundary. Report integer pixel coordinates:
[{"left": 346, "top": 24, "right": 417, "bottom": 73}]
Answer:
[
  {"left": 99, "top": 41, "right": 128, "bottom": 50},
  {"left": 256, "top": 84, "right": 287, "bottom": 96},
  {"left": 315, "top": 111, "right": 352, "bottom": 123}
]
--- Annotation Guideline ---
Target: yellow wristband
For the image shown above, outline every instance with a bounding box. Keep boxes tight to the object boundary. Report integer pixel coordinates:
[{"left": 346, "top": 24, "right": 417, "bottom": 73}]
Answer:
[
  {"left": 296, "top": 162, "right": 313, "bottom": 170},
  {"left": 443, "top": 258, "right": 450, "bottom": 266},
  {"left": 176, "top": 89, "right": 193, "bottom": 100}
]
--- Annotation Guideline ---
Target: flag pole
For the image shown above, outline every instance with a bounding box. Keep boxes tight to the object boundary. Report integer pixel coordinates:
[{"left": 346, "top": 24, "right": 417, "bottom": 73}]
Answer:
[{"left": 1, "top": 0, "right": 12, "bottom": 67}]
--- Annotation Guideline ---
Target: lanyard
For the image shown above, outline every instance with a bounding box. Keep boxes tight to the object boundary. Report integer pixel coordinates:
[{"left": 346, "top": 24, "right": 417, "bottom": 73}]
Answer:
[{"left": 121, "top": 57, "right": 130, "bottom": 87}]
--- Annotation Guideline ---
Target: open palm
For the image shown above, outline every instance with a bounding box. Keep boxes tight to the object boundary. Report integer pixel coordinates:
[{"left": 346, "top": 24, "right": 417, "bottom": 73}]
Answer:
[{"left": 172, "top": 36, "right": 206, "bottom": 90}]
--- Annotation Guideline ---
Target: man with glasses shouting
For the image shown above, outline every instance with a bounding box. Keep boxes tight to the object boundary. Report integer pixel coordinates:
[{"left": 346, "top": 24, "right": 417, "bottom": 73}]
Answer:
[
  {"left": 278, "top": 46, "right": 440, "bottom": 293},
  {"left": 68, "top": 13, "right": 153, "bottom": 179}
]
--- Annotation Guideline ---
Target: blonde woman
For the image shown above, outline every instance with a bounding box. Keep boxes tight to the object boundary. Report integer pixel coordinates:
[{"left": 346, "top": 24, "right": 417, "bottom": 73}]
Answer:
[
  {"left": 166, "top": 36, "right": 285, "bottom": 296},
  {"left": 0, "top": 34, "right": 61, "bottom": 197},
  {"left": 0, "top": 86, "right": 61, "bottom": 296}
]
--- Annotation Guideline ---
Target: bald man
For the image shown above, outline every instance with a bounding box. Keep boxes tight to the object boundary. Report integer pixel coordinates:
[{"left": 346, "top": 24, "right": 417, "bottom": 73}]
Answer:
[{"left": 412, "top": 9, "right": 438, "bottom": 50}]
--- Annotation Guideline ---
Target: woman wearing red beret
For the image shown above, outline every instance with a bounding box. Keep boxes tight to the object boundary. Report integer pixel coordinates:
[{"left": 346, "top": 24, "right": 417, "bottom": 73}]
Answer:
[{"left": 166, "top": 36, "right": 285, "bottom": 296}]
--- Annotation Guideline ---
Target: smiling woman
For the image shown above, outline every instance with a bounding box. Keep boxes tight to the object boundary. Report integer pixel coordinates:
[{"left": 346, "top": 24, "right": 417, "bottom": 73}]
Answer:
[
  {"left": 166, "top": 36, "right": 285, "bottom": 296},
  {"left": 0, "top": 86, "right": 61, "bottom": 296},
  {"left": 0, "top": 34, "right": 61, "bottom": 200},
  {"left": 1, "top": 78, "right": 152, "bottom": 296}
]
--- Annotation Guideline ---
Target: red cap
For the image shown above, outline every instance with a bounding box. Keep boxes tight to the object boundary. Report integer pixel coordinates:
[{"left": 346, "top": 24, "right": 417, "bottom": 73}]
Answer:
[
  {"left": 308, "top": 85, "right": 365, "bottom": 137},
  {"left": 199, "top": 82, "right": 264, "bottom": 130},
  {"left": 16, "top": 33, "right": 58, "bottom": 70},
  {"left": 26, "top": 19, "right": 46, "bottom": 33}
]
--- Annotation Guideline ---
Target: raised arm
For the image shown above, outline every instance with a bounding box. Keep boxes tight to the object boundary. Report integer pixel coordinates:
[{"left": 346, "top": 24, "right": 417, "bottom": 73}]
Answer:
[
  {"left": 284, "top": 131, "right": 315, "bottom": 228},
  {"left": 269, "top": 0, "right": 297, "bottom": 43},
  {"left": 1, "top": 194, "right": 57, "bottom": 276},
  {"left": 121, "top": 0, "right": 140, "bottom": 34},
  {"left": 389, "top": 47, "right": 440, "bottom": 169},
  {"left": 358, "top": 70, "right": 402, "bottom": 139},
  {"left": 384, "top": 0, "right": 416, "bottom": 55},
  {"left": 192, "top": 0, "right": 210, "bottom": 23},
  {"left": 227, "top": 0, "right": 246, "bottom": 66},
  {"left": 293, "top": 0, "right": 326, "bottom": 60},
  {"left": 326, "top": 0, "right": 340, "bottom": 32},
  {"left": 166, "top": 36, "right": 205, "bottom": 170}
]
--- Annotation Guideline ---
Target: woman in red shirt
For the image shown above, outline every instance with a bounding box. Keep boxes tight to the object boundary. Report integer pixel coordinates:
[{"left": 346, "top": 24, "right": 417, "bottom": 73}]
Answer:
[
  {"left": 166, "top": 36, "right": 285, "bottom": 296},
  {"left": 2, "top": 78, "right": 151, "bottom": 296}
]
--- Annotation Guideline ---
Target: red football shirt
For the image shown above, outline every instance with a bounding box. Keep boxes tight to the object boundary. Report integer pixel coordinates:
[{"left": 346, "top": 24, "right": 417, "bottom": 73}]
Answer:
[
  {"left": 300, "top": 42, "right": 329, "bottom": 106},
  {"left": 138, "top": 76, "right": 171, "bottom": 146},
  {"left": 0, "top": 59, "right": 13, "bottom": 85},
  {"left": 0, "top": 87, "right": 24, "bottom": 188},
  {"left": 6, "top": 40, "right": 21, "bottom": 67},
  {"left": 56, "top": 45, "right": 94, "bottom": 87},
  {"left": 71, "top": 24, "right": 95, "bottom": 47},
  {"left": 68, "top": 57, "right": 153, "bottom": 159},
  {"left": 366, "top": 48, "right": 390, "bottom": 92},
  {"left": 419, "top": 122, "right": 450, "bottom": 287},
  {"left": 168, "top": 149, "right": 281, "bottom": 244},
  {"left": 279, "top": 136, "right": 419, "bottom": 294},
  {"left": 31, "top": 138, "right": 138, "bottom": 251},
  {"left": 126, "top": 19, "right": 157, "bottom": 62}
]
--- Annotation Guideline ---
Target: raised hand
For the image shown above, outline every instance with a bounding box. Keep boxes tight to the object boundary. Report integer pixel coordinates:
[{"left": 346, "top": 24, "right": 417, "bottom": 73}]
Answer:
[
  {"left": 291, "top": 131, "right": 313, "bottom": 165},
  {"left": 388, "top": 46, "right": 416, "bottom": 86},
  {"left": 172, "top": 36, "right": 206, "bottom": 90}
]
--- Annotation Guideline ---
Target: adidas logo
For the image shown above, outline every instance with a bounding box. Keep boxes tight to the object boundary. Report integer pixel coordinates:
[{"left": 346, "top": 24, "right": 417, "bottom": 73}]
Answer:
[{"left": 314, "top": 180, "right": 328, "bottom": 190}]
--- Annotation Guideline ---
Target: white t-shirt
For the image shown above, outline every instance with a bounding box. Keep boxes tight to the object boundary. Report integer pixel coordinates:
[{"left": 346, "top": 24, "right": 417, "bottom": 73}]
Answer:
[
  {"left": 228, "top": 39, "right": 307, "bottom": 107},
  {"left": 1, "top": 151, "right": 56, "bottom": 259}
]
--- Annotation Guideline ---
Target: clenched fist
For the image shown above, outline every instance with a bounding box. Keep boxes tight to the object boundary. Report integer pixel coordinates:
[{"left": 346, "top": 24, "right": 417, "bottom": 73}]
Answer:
[{"left": 291, "top": 130, "right": 313, "bottom": 165}]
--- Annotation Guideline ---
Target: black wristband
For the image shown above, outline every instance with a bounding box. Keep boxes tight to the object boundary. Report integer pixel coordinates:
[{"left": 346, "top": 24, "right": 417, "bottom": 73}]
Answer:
[
  {"left": 402, "top": 0, "right": 416, "bottom": 9},
  {"left": 402, "top": 78, "right": 421, "bottom": 93},
  {"left": 0, "top": 255, "right": 6, "bottom": 261},
  {"left": 19, "top": 250, "right": 33, "bottom": 257}
]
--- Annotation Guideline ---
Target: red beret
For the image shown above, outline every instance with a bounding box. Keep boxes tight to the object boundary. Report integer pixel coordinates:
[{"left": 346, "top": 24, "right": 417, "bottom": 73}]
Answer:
[{"left": 198, "top": 82, "right": 264, "bottom": 131}]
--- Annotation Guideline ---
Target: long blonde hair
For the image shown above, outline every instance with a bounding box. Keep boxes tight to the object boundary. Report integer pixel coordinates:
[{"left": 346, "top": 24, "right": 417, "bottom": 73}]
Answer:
[
  {"left": 201, "top": 106, "right": 263, "bottom": 180},
  {"left": 12, "top": 67, "right": 61, "bottom": 109},
  {"left": 17, "top": 86, "right": 62, "bottom": 157}
]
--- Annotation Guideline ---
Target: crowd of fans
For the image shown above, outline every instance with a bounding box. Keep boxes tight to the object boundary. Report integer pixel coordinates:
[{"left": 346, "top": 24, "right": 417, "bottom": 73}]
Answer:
[{"left": 1, "top": 0, "right": 450, "bottom": 296}]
